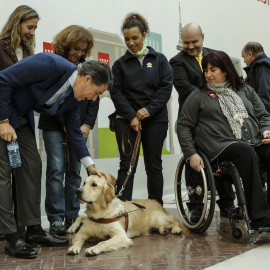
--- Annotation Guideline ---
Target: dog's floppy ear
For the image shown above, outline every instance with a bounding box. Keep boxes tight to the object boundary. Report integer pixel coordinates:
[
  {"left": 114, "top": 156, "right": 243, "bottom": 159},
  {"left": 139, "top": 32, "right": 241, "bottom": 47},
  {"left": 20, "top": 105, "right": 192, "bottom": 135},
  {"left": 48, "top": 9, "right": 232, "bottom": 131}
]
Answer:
[
  {"left": 107, "top": 174, "right": 117, "bottom": 187},
  {"left": 100, "top": 179, "right": 116, "bottom": 208}
]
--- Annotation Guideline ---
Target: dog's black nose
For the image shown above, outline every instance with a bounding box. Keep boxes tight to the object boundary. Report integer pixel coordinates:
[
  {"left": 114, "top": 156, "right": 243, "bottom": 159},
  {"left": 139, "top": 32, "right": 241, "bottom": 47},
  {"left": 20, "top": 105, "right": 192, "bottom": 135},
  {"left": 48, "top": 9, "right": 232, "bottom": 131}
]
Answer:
[{"left": 76, "top": 188, "right": 83, "bottom": 196}]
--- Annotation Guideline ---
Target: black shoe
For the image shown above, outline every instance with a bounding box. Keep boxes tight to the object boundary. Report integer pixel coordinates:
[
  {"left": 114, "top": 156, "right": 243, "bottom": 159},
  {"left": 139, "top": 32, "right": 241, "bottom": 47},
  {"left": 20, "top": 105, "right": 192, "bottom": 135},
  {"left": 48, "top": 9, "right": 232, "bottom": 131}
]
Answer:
[
  {"left": 0, "top": 234, "right": 5, "bottom": 241},
  {"left": 25, "top": 231, "right": 69, "bottom": 247},
  {"left": 50, "top": 221, "right": 66, "bottom": 235},
  {"left": 64, "top": 219, "right": 75, "bottom": 230},
  {"left": 4, "top": 238, "right": 37, "bottom": 259},
  {"left": 190, "top": 209, "right": 202, "bottom": 223},
  {"left": 250, "top": 215, "right": 270, "bottom": 229},
  {"left": 220, "top": 207, "right": 243, "bottom": 220}
]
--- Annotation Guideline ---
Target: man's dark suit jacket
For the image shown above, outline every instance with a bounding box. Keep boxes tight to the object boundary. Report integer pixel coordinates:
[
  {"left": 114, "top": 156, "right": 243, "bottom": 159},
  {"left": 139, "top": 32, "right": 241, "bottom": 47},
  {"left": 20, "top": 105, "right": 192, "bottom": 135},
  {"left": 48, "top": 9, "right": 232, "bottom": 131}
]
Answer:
[
  {"left": 0, "top": 52, "right": 90, "bottom": 160},
  {"left": 169, "top": 47, "right": 212, "bottom": 111}
]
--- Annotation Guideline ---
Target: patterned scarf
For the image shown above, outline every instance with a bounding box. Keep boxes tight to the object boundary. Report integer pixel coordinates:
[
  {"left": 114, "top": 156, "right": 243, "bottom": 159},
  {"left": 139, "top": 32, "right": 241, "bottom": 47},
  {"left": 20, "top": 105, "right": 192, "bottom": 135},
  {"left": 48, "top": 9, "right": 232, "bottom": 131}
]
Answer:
[
  {"left": 206, "top": 81, "right": 248, "bottom": 139},
  {"left": 128, "top": 43, "right": 146, "bottom": 58}
]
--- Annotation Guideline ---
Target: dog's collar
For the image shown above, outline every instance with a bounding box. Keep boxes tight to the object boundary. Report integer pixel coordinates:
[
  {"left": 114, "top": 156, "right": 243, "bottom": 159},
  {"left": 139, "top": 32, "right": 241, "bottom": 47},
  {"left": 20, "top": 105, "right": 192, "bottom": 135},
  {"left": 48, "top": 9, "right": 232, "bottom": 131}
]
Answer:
[
  {"left": 89, "top": 202, "right": 146, "bottom": 232},
  {"left": 90, "top": 212, "right": 129, "bottom": 232}
]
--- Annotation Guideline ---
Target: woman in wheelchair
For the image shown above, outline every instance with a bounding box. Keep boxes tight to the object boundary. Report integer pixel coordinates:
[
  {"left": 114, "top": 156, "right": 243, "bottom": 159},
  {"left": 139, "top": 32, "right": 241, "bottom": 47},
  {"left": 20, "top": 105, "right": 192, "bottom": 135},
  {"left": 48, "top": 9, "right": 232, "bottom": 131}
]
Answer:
[{"left": 178, "top": 50, "right": 270, "bottom": 229}]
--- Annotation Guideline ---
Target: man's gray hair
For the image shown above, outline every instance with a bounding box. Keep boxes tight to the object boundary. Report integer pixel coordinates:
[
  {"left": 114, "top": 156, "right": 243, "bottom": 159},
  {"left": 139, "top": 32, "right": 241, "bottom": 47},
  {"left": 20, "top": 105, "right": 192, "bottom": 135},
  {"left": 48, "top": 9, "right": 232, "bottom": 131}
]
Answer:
[
  {"left": 77, "top": 60, "right": 113, "bottom": 88},
  {"left": 243, "top": 42, "right": 264, "bottom": 55}
]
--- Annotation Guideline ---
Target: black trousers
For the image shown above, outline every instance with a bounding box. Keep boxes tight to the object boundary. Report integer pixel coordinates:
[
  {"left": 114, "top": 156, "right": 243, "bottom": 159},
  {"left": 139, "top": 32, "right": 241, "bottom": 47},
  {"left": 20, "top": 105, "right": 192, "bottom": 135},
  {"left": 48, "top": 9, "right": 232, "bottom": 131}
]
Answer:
[
  {"left": 218, "top": 142, "right": 270, "bottom": 220},
  {"left": 185, "top": 159, "right": 235, "bottom": 211},
  {"left": 114, "top": 118, "right": 168, "bottom": 205},
  {"left": 0, "top": 118, "right": 42, "bottom": 234}
]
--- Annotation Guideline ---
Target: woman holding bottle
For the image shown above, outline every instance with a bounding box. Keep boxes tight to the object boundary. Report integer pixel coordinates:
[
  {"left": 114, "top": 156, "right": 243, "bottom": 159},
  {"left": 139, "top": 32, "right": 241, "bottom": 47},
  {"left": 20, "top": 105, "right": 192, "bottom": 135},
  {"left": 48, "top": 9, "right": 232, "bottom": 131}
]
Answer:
[{"left": 0, "top": 5, "right": 68, "bottom": 259}]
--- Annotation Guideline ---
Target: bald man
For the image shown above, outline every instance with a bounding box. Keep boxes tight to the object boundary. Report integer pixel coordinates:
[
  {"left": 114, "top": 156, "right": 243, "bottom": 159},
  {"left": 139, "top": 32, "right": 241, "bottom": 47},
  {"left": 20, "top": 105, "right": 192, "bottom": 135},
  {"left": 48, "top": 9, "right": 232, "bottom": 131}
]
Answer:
[
  {"left": 170, "top": 23, "right": 235, "bottom": 222},
  {"left": 169, "top": 23, "right": 212, "bottom": 112}
]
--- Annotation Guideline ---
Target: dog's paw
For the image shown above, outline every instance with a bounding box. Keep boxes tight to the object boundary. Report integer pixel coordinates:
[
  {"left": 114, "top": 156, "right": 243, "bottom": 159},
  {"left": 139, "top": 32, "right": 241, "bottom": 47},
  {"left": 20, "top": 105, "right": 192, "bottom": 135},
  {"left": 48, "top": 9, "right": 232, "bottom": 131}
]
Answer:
[
  {"left": 159, "top": 227, "right": 168, "bottom": 235},
  {"left": 85, "top": 246, "right": 101, "bottom": 256},
  {"left": 180, "top": 224, "right": 190, "bottom": 234},
  {"left": 67, "top": 245, "right": 82, "bottom": 255},
  {"left": 67, "top": 226, "right": 78, "bottom": 234},
  {"left": 172, "top": 226, "right": 182, "bottom": 234}
]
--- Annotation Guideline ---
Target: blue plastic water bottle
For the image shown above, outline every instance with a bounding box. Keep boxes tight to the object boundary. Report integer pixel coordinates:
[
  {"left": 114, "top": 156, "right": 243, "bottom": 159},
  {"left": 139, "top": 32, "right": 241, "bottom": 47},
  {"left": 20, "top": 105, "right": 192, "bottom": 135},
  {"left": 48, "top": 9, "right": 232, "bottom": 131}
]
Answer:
[{"left": 7, "top": 141, "right": 22, "bottom": 168}]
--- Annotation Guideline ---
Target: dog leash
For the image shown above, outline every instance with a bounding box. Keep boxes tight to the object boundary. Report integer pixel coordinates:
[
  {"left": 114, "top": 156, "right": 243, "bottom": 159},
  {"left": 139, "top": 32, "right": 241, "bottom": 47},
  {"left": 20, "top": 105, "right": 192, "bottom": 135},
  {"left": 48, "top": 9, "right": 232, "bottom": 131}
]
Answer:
[
  {"left": 89, "top": 202, "right": 145, "bottom": 232},
  {"left": 117, "top": 125, "right": 141, "bottom": 198}
]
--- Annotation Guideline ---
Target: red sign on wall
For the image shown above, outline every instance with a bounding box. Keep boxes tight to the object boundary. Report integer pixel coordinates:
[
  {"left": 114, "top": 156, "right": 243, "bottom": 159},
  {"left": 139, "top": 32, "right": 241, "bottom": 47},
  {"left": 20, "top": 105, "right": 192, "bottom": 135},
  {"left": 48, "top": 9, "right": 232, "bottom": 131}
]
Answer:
[
  {"left": 98, "top": 52, "right": 110, "bottom": 65},
  {"left": 43, "top": 42, "right": 54, "bottom": 53},
  {"left": 258, "top": 0, "right": 269, "bottom": 5}
]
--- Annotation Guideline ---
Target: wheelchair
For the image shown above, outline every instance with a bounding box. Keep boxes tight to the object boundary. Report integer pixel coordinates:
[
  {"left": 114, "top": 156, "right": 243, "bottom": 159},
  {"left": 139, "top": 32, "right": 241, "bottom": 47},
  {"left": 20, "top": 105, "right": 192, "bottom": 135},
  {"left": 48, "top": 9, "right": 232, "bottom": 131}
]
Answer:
[{"left": 175, "top": 149, "right": 270, "bottom": 243}]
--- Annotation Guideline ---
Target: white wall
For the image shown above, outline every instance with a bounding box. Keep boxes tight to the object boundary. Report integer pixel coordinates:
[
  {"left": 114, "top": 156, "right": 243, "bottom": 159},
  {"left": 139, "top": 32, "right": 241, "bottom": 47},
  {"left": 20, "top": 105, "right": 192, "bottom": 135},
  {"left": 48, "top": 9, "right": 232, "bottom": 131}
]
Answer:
[{"left": 1, "top": 0, "right": 270, "bottom": 215}]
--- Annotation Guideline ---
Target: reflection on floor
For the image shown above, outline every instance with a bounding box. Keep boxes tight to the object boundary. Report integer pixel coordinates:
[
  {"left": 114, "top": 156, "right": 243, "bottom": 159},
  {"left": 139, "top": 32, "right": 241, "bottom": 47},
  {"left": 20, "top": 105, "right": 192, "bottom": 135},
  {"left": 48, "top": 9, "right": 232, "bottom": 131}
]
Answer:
[{"left": 0, "top": 208, "right": 270, "bottom": 270}]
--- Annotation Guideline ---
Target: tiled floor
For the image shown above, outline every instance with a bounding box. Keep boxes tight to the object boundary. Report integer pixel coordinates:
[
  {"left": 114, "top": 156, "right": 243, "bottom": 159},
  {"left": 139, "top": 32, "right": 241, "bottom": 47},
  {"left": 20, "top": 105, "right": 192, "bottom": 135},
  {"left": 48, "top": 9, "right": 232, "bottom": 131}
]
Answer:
[{"left": 1, "top": 209, "right": 270, "bottom": 270}]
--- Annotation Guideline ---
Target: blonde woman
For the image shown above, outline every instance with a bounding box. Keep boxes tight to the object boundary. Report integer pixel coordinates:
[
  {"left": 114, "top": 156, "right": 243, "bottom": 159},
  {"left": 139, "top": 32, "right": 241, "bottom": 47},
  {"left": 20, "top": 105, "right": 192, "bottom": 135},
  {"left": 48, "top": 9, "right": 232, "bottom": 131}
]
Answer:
[
  {"left": 0, "top": 5, "right": 38, "bottom": 70},
  {"left": 0, "top": 5, "right": 68, "bottom": 259}
]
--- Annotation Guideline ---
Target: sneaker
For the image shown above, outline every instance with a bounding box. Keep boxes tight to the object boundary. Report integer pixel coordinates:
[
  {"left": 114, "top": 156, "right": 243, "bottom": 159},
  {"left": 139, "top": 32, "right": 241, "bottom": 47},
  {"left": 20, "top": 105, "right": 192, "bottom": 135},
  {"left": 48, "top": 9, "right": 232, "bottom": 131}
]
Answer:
[
  {"left": 49, "top": 221, "right": 66, "bottom": 235},
  {"left": 65, "top": 219, "right": 82, "bottom": 233}
]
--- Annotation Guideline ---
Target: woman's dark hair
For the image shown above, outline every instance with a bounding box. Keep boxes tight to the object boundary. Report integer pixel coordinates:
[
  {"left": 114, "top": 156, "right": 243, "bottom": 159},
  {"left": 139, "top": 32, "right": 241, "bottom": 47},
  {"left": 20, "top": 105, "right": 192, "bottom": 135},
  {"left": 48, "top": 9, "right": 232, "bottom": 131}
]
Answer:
[
  {"left": 121, "top": 12, "right": 149, "bottom": 35},
  {"left": 201, "top": 50, "right": 243, "bottom": 90}
]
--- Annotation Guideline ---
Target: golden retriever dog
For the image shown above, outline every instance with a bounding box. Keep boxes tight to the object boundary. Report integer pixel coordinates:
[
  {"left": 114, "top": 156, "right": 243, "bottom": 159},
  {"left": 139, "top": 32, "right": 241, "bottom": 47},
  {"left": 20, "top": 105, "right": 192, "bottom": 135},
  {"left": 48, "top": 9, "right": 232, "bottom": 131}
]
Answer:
[{"left": 67, "top": 174, "right": 189, "bottom": 256}]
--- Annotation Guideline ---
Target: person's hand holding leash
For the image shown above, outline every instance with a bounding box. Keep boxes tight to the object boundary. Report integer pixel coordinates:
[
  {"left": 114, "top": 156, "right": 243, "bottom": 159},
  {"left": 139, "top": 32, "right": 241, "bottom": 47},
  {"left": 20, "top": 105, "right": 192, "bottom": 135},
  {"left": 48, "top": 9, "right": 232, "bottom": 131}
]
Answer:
[
  {"left": 130, "top": 117, "right": 141, "bottom": 132},
  {"left": 136, "top": 108, "right": 150, "bottom": 120}
]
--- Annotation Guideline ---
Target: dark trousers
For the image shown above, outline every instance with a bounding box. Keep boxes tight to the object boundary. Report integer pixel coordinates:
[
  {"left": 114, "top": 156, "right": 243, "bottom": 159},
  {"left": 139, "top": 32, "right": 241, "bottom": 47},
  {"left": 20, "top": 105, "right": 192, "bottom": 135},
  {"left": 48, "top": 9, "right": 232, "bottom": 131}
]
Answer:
[
  {"left": 115, "top": 118, "right": 168, "bottom": 205},
  {"left": 218, "top": 142, "right": 270, "bottom": 220},
  {"left": 0, "top": 118, "right": 42, "bottom": 234},
  {"left": 185, "top": 159, "right": 235, "bottom": 210}
]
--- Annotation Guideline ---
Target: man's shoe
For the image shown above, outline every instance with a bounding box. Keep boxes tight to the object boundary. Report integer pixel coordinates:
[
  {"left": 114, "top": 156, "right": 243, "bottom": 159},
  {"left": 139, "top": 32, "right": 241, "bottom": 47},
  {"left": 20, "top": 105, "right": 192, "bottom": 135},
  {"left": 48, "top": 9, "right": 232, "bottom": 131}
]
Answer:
[
  {"left": 190, "top": 209, "right": 202, "bottom": 223},
  {"left": 0, "top": 234, "right": 5, "bottom": 241},
  {"left": 25, "top": 231, "right": 69, "bottom": 247},
  {"left": 250, "top": 215, "right": 270, "bottom": 229},
  {"left": 4, "top": 238, "right": 37, "bottom": 259},
  {"left": 50, "top": 221, "right": 66, "bottom": 235}
]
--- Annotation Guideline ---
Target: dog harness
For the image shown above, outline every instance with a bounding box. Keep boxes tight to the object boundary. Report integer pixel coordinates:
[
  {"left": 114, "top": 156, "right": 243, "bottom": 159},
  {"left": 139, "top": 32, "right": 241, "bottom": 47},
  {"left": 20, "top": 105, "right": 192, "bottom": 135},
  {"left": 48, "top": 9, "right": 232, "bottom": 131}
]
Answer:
[{"left": 89, "top": 202, "right": 145, "bottom": 232}]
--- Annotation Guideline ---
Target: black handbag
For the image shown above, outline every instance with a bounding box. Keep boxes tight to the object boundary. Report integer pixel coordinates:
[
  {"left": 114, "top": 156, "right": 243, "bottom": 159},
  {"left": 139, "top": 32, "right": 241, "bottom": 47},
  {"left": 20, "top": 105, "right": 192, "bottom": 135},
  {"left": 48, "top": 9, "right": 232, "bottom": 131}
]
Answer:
[{"left": 108, "top": 112, "right": 116, "bottom": 132}]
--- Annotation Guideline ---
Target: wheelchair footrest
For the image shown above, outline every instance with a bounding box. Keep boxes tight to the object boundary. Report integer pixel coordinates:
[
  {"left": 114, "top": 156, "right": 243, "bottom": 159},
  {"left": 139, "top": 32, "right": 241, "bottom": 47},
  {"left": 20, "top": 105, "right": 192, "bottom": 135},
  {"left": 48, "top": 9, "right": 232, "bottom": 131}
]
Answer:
[{"left": 249, "top": 227, "right": 270, "bottom": 234}]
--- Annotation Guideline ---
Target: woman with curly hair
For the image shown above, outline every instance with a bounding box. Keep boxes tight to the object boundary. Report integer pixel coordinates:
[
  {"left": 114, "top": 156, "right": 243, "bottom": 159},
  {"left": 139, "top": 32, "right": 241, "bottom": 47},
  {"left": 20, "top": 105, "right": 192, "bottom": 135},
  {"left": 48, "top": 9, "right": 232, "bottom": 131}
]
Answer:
[
  {"left": 110, "top": 13, "right": 173, "bottom": 205},
  {"left": 38, "top": 25, "right": 99, "bottom": 235},
  {"left": 52, "top": 25, "right": 93, "bottom": 63}
]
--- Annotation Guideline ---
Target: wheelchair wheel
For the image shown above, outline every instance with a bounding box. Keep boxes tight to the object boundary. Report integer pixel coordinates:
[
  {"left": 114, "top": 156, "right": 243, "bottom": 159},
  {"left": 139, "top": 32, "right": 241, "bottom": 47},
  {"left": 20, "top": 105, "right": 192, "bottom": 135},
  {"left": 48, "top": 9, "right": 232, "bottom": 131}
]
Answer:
[
  {"left": 175, "top": 150, "right": 216, "bottom": 233},
  {"left": 231, "top": 223, "right": 248, "bottom": 243}
]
